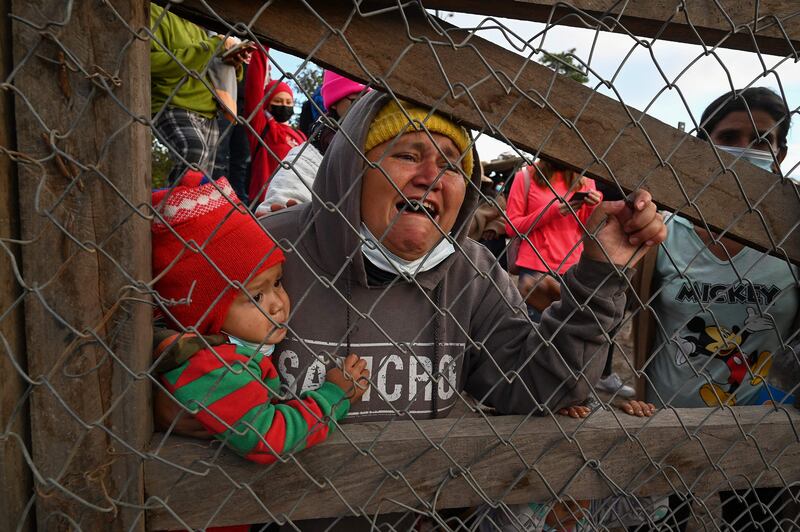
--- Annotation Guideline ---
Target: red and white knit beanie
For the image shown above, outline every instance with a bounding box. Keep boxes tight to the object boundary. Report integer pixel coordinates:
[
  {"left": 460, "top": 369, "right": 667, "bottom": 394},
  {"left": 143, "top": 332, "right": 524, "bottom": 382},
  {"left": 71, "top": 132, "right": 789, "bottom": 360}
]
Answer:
[
  {"left": 152, "top": 171, "right": 285, "bottom": 334},
  {"left": 321, "top": 70, "right": 366, "bottom": 111}
]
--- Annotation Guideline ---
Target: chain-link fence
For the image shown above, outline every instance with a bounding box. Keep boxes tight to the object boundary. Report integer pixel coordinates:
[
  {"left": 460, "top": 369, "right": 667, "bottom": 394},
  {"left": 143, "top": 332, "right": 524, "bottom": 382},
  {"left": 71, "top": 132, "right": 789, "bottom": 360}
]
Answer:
[{"left": 2, "top": 1, "right": 800, "bottom": 531}]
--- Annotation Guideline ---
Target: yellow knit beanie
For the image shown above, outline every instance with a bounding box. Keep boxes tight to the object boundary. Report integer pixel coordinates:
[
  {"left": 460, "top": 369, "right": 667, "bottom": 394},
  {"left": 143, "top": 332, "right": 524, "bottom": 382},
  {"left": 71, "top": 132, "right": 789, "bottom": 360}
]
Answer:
[{"left": 364, "top": 100, "right": 474, "bottom": 177}]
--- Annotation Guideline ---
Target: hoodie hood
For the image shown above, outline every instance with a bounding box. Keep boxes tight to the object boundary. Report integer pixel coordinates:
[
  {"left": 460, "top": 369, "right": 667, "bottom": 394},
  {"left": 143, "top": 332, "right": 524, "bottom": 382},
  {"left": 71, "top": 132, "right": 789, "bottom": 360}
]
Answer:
[{"left": 296, "top": 91, "right": 482, "bottom": 290}]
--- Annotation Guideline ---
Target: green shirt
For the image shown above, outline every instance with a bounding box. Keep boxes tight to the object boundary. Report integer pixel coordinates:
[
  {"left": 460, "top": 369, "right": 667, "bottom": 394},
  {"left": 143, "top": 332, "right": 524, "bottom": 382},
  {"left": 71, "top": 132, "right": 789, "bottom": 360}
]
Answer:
[{"left": 150, "top": 4, "right": 219, "bottom": 118}]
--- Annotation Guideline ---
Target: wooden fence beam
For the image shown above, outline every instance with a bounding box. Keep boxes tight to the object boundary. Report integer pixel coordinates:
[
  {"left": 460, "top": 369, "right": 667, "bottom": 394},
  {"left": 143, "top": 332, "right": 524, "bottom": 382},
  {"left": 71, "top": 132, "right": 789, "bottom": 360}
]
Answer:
[
  {"left": 419, "top": 0, "right": 800, "bottom": 57},
  {"left": 174, "top": 0, "right": 800, "bottom": 265},
  {"left": 0, "top": 0, "right": 33, "bottom": 529},
  {"left": 10, "top": 1, "right": 152, "bottom": 529},
  {"left": 145, "top": 406, "right": 800, "bottom": 529}
]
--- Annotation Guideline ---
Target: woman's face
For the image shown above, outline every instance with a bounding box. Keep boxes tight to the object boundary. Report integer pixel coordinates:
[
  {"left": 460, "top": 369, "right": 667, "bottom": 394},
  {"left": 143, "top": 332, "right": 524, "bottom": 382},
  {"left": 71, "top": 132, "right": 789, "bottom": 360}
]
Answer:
[
  {"left": 360, "top": 131, "right": 468, "bottom": 260},
  {"left": 269, "top": 91, "right": 294, "bottom": 107}
]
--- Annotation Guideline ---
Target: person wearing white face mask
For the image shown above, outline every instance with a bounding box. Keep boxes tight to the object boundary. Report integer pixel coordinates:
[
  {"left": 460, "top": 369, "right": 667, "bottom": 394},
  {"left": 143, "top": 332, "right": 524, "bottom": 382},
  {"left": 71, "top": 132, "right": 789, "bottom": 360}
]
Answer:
[{"left": 634, "top": 87, "right": 798, "bottom": 532}]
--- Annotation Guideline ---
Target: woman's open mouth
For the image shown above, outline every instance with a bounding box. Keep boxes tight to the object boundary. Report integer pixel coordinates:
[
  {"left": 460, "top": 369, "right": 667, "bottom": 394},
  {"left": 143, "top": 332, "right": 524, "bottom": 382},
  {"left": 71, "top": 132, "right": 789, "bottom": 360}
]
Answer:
[{"left": 395, "top": 199, "right": 439, "bottom": 220}]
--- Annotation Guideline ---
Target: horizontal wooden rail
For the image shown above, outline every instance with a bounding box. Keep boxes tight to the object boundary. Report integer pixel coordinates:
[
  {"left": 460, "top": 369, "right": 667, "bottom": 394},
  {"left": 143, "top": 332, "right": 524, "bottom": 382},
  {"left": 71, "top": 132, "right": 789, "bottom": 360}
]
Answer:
[
  {"left": 173, "top": 0, "right": 800, "bottom": 265},
  {"left": 145, "top": 406, "right": 800, "bottom": 529},
  {"left": 419, "top": 0, "right": 800, "bottom": 57}
]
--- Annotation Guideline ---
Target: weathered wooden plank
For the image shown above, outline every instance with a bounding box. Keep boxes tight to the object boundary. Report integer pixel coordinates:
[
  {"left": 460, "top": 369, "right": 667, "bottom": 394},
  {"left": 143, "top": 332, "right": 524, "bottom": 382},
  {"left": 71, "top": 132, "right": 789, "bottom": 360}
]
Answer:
[
  {"left": 10, "top": 0, "right": 151, "bottom": 529},
  {"left": 145, "top": 406, "right": 800, "bottom": 529},
  {"left": 0, "top": 0, "right": 33, "bottom": 529},
  {"left": 176, "top": 0, "right": 800, "bottom": 265},
  {"left": 420, "top": 0, "right": 800, "bottom": 57}
]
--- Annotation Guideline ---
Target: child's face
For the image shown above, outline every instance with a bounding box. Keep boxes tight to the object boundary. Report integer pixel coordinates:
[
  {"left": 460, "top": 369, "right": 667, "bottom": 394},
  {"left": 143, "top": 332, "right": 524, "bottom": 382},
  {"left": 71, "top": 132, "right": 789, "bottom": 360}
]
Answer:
[{"left": 222, "top": 263, "right": 290, "bottom": 345}]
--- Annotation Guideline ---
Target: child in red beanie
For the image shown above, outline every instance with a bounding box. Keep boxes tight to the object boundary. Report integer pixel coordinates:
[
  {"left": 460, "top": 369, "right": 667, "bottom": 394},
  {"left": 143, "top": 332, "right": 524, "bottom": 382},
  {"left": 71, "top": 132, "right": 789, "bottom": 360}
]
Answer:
[{"left": 151, "top": 171, "right": 368, "bottom": 464}]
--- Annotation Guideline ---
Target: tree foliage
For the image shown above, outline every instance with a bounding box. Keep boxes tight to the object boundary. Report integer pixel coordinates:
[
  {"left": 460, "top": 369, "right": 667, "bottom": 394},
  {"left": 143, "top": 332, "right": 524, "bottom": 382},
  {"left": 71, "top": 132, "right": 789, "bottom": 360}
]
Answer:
[
  {"left": 152, "top": 136, "right": 171, "bottom": 189},
  {"left": 291, "top": 63, "right": 323, "bottom": 101},
  {"left": 288, "top": 62, "right": 323, "bottom": 129},
  {"left": 539, "top": 48, "right": 589, "bottom": 84}
]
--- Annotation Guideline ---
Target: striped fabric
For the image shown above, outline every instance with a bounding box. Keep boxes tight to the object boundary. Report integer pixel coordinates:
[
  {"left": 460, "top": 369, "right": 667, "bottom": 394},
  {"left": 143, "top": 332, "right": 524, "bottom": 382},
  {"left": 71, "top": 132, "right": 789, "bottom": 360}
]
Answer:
[{"left": 161, "top": 342, "right": 349, "bottom": 464}]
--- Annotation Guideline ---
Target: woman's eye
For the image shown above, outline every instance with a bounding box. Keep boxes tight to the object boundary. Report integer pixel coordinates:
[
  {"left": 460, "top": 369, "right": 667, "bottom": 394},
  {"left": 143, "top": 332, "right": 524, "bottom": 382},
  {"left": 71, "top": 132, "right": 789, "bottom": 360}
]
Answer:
[
  {"left": 395, "top": 153, "right": 416, "bottom": 162},
  {"left": 274, "top": 278, "right": 282, "bottom": 288},
  {"left": 253, "top": 292, "right": 263, "bottom": 304},
  {"left": 440, "top": 162, "right": 460, "bottom": 176}
]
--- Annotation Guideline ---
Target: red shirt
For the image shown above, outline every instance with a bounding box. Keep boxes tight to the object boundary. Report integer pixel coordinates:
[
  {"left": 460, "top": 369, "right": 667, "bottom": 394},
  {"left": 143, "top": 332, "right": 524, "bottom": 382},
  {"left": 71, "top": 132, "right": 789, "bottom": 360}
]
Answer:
[{"left": 504, "top": 166, "right": 598, "bottom": 274}]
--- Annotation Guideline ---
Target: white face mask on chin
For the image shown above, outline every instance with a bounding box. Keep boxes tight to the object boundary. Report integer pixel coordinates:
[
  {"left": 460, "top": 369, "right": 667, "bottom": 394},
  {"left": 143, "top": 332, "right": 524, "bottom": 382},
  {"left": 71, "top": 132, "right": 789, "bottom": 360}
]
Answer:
[
  {"left": 718, "top": 145, "right": 776, "bottom": 173},
  {"left": 360, "top": 223, "right": 455, "bottom": 278},
  {"left": 225, "top": 334, "right": 276, "bottom": 356}
]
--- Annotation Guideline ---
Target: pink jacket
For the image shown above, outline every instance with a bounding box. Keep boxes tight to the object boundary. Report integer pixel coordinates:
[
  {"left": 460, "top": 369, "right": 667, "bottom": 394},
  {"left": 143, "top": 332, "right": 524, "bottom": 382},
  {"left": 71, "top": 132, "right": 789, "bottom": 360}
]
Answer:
[{"left": 505, "top": 166, "right": 599, "bottom": 274}]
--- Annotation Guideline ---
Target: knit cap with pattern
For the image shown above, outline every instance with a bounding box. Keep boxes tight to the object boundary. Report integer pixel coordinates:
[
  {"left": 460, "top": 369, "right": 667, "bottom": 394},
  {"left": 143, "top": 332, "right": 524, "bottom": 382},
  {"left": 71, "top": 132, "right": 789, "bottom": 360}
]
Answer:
[
  {"left": 152, "top": 171, "right": 284, "bottom": 334},
  {"left": 364, "top": 99, "right": 473, "bottom": 176}
]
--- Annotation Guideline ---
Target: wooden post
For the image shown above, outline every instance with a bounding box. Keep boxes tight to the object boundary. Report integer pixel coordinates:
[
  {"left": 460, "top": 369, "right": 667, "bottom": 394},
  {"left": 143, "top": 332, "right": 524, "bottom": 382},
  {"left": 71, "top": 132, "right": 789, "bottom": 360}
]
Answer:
[
  {"left": 10, "top": 1, "right": 151, "bottom": 529},
  {"left": 177, "top": 0, "right": 800, "bottom": 265},
  {"left": 0, "top": 0, "right": 33, "bottom": 529},
  {"left": 145, "top": 406, "right": 800, "bottom": 529}
]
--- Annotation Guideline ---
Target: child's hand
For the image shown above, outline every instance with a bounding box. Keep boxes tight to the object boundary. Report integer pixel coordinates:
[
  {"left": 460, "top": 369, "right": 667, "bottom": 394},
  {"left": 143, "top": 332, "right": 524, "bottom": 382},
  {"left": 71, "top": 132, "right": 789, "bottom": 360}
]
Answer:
[
  {"left": 326, "top": 353, "right": 370, "bottom": 405},
  {"left": 620, "top": 400, "right": 656, "bottom": 417},
  {"left": 558, "top": 405, "right": 591, "bottom": 418}
]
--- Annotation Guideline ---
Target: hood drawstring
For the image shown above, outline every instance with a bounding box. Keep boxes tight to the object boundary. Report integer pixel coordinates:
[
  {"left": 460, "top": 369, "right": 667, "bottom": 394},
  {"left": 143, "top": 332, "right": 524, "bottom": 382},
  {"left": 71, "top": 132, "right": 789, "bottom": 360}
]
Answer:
[
  {"left": 345, "top": 279, "right": 352, "bottom": 356},
  {"left": 431, "top": 284, "right": 442, "bottom": 419}
]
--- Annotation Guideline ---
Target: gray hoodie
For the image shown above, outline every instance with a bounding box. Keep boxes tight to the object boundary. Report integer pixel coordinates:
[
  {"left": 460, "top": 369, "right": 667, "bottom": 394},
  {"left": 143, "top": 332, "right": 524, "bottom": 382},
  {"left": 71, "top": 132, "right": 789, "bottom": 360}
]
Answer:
[{"left": 260, "top": 91, "right": 630, "bottom": 421}]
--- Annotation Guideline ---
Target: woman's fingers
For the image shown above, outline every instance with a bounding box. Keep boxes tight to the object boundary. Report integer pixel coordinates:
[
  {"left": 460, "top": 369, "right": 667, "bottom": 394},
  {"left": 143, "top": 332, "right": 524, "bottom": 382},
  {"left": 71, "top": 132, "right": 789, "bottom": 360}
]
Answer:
[
  {"left": 269, "top": 199, "right": 298, "bottom": 212},
  {"left": 622, "top": 400, "right": 657, "bottom": 417},
  {"left": 559, "top": 405, "right": 590, "bottom": 418},
  {"left": 622, "top": 192, "right": 666, "bottom": 247},
  {"left": 623, "top": 197, "right": 657, "bottom": 233},
  {"left": 628, "top": 189, "right": 653, "bottom": 211}
]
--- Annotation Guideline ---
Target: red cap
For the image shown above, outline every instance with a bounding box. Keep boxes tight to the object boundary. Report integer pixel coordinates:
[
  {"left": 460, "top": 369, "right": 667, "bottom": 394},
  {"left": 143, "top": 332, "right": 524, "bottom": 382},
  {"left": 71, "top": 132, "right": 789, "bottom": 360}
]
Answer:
[
  {"left": 265, "top": 80, "right": 293, "bottom": 100},
  {"left": 152, "top": 172, "right": 285, "bottom": 334}
]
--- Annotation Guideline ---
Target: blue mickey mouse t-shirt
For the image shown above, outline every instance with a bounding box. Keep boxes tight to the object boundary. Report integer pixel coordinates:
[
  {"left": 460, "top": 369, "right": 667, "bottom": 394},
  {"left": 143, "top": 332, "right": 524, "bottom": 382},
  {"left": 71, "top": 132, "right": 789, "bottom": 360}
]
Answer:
[{"left": 646, "top": 215, "right": 799, "bottom": 408}]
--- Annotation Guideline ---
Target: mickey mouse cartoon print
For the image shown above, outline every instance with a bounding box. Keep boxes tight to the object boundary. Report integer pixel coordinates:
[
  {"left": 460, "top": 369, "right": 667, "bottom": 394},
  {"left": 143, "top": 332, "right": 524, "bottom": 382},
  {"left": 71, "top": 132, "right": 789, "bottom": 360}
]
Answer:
[{"left": 676, "top": 308, "right": 774, "bottom": 406}]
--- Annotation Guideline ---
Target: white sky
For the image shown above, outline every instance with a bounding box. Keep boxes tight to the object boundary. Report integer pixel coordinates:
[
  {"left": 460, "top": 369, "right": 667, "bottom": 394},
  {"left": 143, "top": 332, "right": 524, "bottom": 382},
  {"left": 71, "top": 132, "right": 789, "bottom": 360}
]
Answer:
[{"left": 270, "top": 10, "right": 799, "bottom": 177}]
